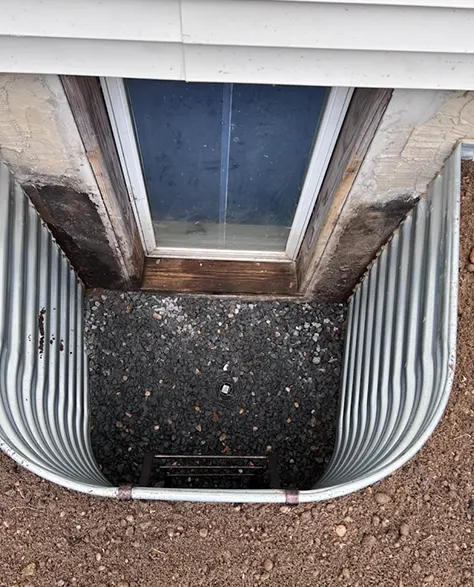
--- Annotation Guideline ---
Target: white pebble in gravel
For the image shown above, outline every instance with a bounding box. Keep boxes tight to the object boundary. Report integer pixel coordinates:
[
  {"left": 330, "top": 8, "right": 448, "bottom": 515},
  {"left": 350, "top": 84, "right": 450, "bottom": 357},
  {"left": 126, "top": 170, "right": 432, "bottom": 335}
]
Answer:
[
  {"left": 399, "top": 522, "right": 410, "bottom": 536},
  {"left": 334, "top": 524, "right": 347, "bottom": 538},
  {"left": 374, "top": 492, "right": 391, "bottom": 505},
  {"left": 263, "top": 559, "right": 274, "bottom": 572}
]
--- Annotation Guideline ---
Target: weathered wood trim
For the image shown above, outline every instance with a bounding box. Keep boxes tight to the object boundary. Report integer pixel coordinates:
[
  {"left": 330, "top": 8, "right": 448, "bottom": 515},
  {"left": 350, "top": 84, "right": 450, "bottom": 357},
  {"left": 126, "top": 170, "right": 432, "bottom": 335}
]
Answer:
[
  {"left": 297, "top": 88, "right": 393, "bottom": 298},
  {"left": 141, "top": 258, "right": 299, "bottom": 296},
  {"left": 60, "top": 75, "right": 144, "bottom": 288}
]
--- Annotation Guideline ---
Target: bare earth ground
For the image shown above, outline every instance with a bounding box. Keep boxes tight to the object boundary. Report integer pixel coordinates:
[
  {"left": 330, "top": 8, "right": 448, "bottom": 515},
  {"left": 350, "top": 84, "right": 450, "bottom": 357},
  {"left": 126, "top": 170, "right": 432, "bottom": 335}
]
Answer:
[{"left": 0, "top": 162, "right": 473, "bottom": 587}]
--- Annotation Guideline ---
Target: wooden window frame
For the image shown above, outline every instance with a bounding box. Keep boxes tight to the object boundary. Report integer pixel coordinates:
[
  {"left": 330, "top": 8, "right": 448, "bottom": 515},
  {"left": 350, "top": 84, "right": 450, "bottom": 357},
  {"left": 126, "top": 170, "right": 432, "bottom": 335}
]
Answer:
[
  {"left": 60, "top": 75, "right": 144, "bottom": 289},
  {"left": 296, "top": 88, "right": 393, "bottom": 297}
]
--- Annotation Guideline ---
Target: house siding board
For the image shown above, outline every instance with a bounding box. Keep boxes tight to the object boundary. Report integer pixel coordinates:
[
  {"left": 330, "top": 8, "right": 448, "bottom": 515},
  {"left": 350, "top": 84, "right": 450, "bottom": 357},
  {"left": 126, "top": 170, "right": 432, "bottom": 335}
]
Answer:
[{"left": 0, "top": 1, "right": 474, "bottom": 90}]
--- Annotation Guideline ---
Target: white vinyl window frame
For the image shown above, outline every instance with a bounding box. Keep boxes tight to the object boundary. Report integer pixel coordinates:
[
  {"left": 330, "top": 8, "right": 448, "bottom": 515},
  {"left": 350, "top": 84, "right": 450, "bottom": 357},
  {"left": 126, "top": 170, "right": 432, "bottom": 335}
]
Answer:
[{"left": 101, "top": 77, "right": 353, "bottom": 262}]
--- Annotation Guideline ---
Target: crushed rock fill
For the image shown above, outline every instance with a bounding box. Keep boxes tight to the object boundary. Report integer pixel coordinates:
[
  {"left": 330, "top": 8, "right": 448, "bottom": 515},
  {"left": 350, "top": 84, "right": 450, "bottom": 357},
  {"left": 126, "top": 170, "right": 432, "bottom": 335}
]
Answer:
[{"left": 85, "top": 292, "right": 346, "bottom": 489}]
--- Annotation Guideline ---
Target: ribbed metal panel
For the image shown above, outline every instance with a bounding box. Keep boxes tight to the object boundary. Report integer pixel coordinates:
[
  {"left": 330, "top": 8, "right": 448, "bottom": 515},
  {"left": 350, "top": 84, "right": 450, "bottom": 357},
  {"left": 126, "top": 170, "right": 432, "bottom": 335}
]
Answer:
[
  {"left": 303, "top": 143, "right": 461, "bottom": 501},
  {"left": 0, "top": 144, "right": 461, "bottom": 502},
  {"left": 0, "top": 161, "right": 115, "bottom": 497}
]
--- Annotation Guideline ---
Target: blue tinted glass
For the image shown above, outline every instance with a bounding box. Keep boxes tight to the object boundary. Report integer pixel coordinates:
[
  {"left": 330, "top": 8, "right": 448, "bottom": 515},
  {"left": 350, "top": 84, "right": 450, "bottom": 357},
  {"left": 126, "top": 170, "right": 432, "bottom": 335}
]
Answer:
[
  {"left": 125, "top": 80, "right": 328, "bottom": 251},
  {"left": 125, "top": 80, "right": 222, "bottom": 223},
  {"left": 227, "top": 84, "right": 327, "bottom": 226}
]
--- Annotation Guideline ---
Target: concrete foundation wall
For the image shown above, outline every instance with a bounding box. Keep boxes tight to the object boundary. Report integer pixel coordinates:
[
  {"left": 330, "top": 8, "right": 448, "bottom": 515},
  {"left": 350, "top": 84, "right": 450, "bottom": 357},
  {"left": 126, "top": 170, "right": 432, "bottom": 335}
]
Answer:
[
  {"left": 311, "top": 89, "right": 474, "bottom": 300},
  {"left": 0, "top": 73, "right": 133, "bottom": 288},
  {"left": 349, "top": 90, "right": 474, "bottom": 204},
  {"left": 0, "top": 74, "right": 98, "bottom": 192}
]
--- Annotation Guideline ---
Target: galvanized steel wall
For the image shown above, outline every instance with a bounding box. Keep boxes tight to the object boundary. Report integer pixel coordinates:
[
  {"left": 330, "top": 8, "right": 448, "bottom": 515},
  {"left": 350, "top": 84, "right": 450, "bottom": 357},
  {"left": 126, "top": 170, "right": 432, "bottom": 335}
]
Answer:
[
  {"left": 0, "top": 145, "right": 461, "bottom": 502},
  {"left": 0, "top": 161, "right": 115, "bottom": 497},
  {"left": 306, "top": 144, "right": 461, "bottom": 500}
]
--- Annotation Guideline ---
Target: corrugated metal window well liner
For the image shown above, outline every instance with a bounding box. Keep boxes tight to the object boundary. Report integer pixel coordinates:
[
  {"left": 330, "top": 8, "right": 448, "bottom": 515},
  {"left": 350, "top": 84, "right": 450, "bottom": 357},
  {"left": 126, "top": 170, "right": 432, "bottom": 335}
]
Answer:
[{"left": 0, "top": 144, "right": 464, "bottom": 503}]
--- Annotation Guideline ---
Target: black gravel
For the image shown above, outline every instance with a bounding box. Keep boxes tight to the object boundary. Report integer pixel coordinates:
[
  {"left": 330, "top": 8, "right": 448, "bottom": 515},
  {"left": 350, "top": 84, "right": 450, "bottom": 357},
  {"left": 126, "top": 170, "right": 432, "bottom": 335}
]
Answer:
[{"left": 85, "top": 292, "right": 346, "bottom": 490}]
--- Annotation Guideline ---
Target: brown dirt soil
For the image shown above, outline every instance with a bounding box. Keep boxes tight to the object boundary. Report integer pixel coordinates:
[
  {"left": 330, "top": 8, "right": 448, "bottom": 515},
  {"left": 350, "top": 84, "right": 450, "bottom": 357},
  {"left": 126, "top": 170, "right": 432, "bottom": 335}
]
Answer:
[{"left": 1, "top": 163, "right": 474, "bottom": 587}]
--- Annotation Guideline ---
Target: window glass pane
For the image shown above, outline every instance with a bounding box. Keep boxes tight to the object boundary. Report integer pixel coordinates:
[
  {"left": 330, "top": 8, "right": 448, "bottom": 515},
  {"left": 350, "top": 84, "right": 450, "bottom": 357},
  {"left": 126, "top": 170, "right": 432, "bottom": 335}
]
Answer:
[
  {"left": 125, "top": 80, "right": 223, "bottom": 248},
  {"left": 125, "top": 80, "right": 328, "bottom": 252},
  {"left": 226, "top": 84, "right": 328, "bottom": 251}
]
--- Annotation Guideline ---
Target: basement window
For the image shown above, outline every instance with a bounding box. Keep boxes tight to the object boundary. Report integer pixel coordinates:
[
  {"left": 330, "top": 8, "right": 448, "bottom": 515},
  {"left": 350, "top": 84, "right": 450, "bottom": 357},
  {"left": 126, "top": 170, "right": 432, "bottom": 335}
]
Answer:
[{"left": 102, "top": 78, "right": 352, "bottom": 262}]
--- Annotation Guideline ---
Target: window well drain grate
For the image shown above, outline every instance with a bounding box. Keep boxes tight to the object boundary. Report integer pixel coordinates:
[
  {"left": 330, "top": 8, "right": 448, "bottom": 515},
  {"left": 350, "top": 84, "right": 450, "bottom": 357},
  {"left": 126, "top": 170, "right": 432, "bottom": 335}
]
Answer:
[{"left": 139, "top": 454, "right": 280, "bottom": 490}]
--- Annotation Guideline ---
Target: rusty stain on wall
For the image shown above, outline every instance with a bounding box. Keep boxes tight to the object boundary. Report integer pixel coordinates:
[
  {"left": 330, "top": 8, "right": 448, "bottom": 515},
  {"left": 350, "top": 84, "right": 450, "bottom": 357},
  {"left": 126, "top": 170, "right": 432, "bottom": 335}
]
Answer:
[{"left": 38, "top": 307, "right": 46, "bottom": 358}]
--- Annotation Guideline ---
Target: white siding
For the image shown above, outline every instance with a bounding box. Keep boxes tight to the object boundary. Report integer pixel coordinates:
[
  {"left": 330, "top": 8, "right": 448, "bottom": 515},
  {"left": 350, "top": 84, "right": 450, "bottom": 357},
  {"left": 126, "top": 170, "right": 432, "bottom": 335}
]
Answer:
[
  {"left": 181, "top": 1, "right": 474, "bottom": 54},
  {"left": 0, "top": 0, "right": 474, "bottom": 89}
]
